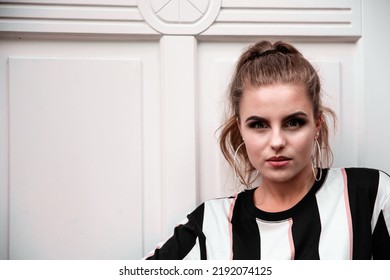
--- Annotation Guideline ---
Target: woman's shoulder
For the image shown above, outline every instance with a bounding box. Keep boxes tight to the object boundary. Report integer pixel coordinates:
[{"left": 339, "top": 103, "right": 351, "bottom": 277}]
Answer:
[
  {"left": 189, "top": 190, "right": 251, "bottom": 221},
  {"left": 327, "top": 167, "right": 390, "bottom": 193},
  {"left": 200, "top": 191, "right": 242, "bottom": 211},
  {"left": 329, "top": 167, "right": 389, "bottom": 178}
]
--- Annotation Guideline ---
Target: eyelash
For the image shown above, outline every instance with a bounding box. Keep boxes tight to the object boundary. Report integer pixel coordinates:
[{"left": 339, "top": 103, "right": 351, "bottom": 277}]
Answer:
[
  {"left": 285, "top": 118, "right": 306, "bottom": 128},
  {"left": 247, "top": 118, "right": 306, "bottom": 130},
  {"left": 248, "top": 121, "right": 268, "bottom": 129}
]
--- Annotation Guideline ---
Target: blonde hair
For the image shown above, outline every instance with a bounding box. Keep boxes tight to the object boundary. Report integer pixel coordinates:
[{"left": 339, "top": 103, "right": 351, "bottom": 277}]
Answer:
[{"left": 219, "top": 41, "right": 336, "bottom": 187}]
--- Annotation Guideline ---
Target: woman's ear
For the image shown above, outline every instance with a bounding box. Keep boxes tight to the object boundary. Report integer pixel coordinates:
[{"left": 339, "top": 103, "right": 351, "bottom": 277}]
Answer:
[{"left": 315, "top": 114, "right": 323, "bottom": 138}]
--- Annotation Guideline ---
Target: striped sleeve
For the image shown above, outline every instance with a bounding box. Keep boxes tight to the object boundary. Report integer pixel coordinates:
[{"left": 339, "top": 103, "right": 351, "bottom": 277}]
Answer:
[
  {"left": 372, "top": 171, "right": 390, "bottom": 259},
  {"left": 144, "top": 203, "right": 206, "bottom": 260},
  {"left": 202, "top": 197, "right": 236, "bottom": 259},
  {"left": 346, "top": 168, "right": 390, "bottom": 259}
]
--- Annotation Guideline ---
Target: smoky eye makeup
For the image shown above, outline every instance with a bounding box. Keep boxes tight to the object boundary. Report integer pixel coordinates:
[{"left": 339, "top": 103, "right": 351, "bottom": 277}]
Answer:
[
  {"left": 284, "top": 117, "right": 307, "bottom": 128},
  {"left": 283, "top": 112, "right": 309, "bottom": 128},
  {"left": 248, "top": 121, "right": 268, "bottom": 129},
  {"left": 245, "top": 117, "right": 269, "bottom": 129},
  {"left": 245, "top": 111, "right": 309, "bottom": 130}
]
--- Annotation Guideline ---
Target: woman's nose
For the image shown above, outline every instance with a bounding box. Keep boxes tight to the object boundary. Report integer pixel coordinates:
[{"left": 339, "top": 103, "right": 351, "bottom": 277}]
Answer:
[{"left": 270, "top": 129, "right": 286, "bottom": 151}]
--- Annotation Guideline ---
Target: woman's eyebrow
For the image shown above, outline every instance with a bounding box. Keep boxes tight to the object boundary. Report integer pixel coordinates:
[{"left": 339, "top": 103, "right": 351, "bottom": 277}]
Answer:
[
  {"left": 245, "top": 111, "right": 308, "bottom": 124},
  {"left": 245, "top": 116, "right": 267, "bottom": 123},
  {"left": 282, "top": 111, "right": 308, "bottom": 121}
]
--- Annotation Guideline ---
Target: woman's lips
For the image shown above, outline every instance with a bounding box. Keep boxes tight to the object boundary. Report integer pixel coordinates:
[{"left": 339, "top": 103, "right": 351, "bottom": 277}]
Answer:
[{"left": 266, "top": 156, "right": 291, "bottom": 167}]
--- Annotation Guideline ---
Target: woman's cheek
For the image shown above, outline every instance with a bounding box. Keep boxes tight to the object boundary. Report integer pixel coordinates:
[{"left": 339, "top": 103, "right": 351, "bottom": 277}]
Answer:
[
  {"left": 293, "top": 133, "right": 315, "bottom": 159},
  {"left": 245, "top": 138, "right": 267, "bottom": 164}
]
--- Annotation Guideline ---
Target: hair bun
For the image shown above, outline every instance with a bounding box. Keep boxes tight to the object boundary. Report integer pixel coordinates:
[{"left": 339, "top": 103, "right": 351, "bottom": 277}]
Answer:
[
  {"left": 274, "top": 41, "right": 300, "bottom": 54},
  {"left": 247, "top": 42, "right": 298, "bottom": 62},
  {"left": 247, "top": 49, "right": 277, "bottom": 61}
]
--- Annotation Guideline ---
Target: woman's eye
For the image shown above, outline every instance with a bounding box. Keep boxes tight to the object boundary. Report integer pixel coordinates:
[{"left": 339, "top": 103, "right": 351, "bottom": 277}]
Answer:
[
  {"left": 248, "top": 121, "right": 268, "bottom": 129},
  {"left": 285, "top": 118, "right": 305, "bottom": 129}
]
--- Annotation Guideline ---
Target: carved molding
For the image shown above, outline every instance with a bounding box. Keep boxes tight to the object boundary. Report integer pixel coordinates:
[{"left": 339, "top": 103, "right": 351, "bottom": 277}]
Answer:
[
  {"left": 137, "top": 0, "right": 222, "bottom": 35},
  {"left": 0, "top": 0, "right": 159, "bottom": 35},
  {"left": 203, "top": 0, "right": 361, "bottom": 38},
  {"left": 0, "top": 0, "right": 361, "bottom": 39}
]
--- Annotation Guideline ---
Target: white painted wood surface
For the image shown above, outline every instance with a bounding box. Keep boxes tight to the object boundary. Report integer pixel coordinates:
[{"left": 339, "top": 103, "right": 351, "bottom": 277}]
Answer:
[
  {"left": 159, "top": 36, "right": 198, "bottom": 236},
  {"left": 0, "top": 0, "right": 389, "bottom": 259},
  {"left": 8, "top": 57, "right": 143, "bottom": 259},
  {"left": 1, "top": 0, "right": 360, "bottom": 37}
]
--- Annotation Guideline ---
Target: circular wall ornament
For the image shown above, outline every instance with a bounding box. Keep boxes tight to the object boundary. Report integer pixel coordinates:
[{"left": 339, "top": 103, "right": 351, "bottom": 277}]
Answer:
[{"left": 137, "top": 0, "right": 221, "bottom": 35}]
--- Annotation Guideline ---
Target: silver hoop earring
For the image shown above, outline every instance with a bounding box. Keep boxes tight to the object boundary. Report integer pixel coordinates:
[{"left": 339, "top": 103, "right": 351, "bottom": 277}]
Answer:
[
  {"left": 312, "top": 139, "right": 322, "bottom": 181},
  {"left": 233, "top": 142, "right": 246, "bottom": 185}
]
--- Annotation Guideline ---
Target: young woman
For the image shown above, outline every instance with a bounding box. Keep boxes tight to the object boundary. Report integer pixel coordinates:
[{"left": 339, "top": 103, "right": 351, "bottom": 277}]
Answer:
[{"left": 145, "top": 40, "right": 390, "bottom": 260}]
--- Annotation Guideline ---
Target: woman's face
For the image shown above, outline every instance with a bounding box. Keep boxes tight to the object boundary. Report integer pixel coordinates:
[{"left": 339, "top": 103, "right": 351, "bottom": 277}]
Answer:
[{"left": 238, "top": 83, "right": 320, "bottom": 184}]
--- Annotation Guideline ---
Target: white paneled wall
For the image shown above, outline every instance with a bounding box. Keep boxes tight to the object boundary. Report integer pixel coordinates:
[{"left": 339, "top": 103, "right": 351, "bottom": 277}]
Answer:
[
  {"left": 0, "top": 0, "right": 389, "bottom": 259},
  {"left": 0, "top": 39, "right": 163, "bottom": 259},
  {"left": 9, "top": 57, "right": 143, "bottom": 259},
  {"left": 362, "top": 0, "right": 390, "bottom": 173}
]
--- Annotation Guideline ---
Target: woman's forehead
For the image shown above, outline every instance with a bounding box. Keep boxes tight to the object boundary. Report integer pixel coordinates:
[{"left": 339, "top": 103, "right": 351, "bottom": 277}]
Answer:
[{"left": 239, "top": 83, "right": 314, "bottom": 119}]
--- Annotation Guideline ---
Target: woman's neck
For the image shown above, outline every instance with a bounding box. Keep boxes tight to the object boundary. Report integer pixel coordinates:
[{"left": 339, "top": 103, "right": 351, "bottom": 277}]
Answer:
[{"left": 254, "top": 165, "right": 315, "bottom": 212}]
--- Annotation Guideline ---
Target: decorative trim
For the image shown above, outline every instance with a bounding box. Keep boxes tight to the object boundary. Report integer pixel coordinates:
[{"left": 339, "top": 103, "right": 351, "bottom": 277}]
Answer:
[
  {"left": 0, "top": 1, "right": 159, "bottom": 35},
  {"left": 137, "top": 0, "right": 222, "bottom": 35},
  {"left": 0, "top": 0, "right": 361, "bottom": 39},
  {"left": 202, "top": 0, "right": 361, "bottom": 39}
]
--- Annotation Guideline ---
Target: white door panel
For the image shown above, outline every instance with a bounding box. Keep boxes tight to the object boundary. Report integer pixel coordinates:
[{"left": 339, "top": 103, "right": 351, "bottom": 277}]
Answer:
[
  {"left": 0, "top": 40, "right": 162, "bottom": 259},
  {"left": 9, "top": 57, "right": 143, "bottom": 259}
]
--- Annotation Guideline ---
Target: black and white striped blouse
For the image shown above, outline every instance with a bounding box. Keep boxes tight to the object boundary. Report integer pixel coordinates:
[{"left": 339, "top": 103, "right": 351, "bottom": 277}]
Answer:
[{"left": 145, "top": 168, "right": 390, "bottom": 260}]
